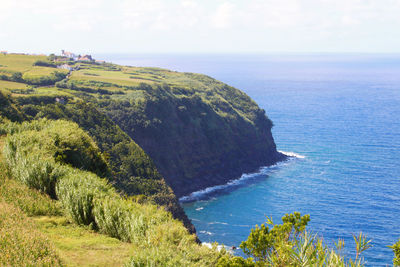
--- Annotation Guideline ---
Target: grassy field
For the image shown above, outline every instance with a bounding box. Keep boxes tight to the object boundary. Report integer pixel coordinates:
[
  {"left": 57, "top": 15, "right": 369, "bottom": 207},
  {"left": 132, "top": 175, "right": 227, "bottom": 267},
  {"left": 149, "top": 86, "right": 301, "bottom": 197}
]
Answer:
[
  {"left": 0, "top": 54, "right": 46, "bottom": 72},
  {"left": 33, "top": 86, "right": 74, "bottom": 97},
  {"left": 23, "top": 65, "right": 68, "bottom": 78},
  {"left": 69, "top": 68, "right": 156, "bottom": 87},
  {"left": 0, "top": 54, "right": 226, "bottom": 103},
  {"left": 0, "top": 80, "right": 27, "bottom": 90}
]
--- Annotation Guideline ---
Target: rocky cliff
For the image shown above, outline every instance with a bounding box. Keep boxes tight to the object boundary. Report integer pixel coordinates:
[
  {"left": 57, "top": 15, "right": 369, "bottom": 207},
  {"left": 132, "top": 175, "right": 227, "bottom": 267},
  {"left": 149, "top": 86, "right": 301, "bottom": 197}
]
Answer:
[{"left": 98, "top": 73, "right": 286, "bottom": 197}]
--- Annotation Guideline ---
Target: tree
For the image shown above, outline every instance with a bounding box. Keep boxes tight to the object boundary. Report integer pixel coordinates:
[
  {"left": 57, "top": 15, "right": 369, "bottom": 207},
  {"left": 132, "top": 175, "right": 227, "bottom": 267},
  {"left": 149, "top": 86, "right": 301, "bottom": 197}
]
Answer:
[
  {"left": 217, "top": 212, "right": 371, "bottom": 267},
  {"left": 240, "top": 212, "right": 310, "bottom": 265}
]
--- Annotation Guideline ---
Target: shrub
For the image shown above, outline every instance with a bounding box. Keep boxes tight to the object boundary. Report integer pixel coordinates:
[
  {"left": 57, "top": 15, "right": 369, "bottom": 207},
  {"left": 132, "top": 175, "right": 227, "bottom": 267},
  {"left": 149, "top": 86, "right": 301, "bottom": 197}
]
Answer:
[
  {"left": 94, "top": 197, "right": 142, "bottom": 242},
  {"left": 33, "top": 60, "right": 57, "bottom": 68},
  {"left": 0, "top": 91, "right": 25, "bottom": 122}
]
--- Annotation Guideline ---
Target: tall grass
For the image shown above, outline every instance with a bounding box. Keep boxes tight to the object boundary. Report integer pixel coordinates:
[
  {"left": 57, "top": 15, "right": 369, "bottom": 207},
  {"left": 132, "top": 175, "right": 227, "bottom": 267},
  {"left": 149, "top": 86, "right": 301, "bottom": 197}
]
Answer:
[
  {"left": 94, "top": 196, "right": 170, "bottom": 243},
  {"left": 56, "top": 167, "right": 115, "bottom": 227},
  {"left": 0, "top": 201, "right": 62, "bottom": 266},
  {"left": 6, "top": 152, "right": 63, "bottom": 198},
  {"left": 1, "top": 118, "right": 225, "bottom": 266}
]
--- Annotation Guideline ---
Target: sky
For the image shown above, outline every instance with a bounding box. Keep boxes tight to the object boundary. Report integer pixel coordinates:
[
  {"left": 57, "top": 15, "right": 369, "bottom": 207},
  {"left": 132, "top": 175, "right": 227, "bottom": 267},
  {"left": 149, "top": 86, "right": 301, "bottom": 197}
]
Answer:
[{"left": 1, "top": 0, "right": 400, "bottom": 54}]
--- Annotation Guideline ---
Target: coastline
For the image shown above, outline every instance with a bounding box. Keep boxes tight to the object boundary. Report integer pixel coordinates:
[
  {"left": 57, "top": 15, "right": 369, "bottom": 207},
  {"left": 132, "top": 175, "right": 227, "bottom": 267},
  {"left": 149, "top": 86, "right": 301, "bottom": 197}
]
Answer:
[{"left": 179, "top": 151, "right": 294, "bottom": 203}]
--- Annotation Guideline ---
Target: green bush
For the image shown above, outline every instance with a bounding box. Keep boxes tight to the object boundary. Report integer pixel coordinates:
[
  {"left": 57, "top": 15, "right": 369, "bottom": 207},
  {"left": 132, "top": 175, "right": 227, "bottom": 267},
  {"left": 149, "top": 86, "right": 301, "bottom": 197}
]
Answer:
[
  {"left": 94, "top": 197, "right": 143, "bottom": 242},
  {"left": 0, "top": 91, "right": 25, "bottom": 122},
  {"left": 33, "top": 60, "right": 57, "bottom": 68},
  {"left": 127, "top": 225, "right": 223, "bottom": 267}
]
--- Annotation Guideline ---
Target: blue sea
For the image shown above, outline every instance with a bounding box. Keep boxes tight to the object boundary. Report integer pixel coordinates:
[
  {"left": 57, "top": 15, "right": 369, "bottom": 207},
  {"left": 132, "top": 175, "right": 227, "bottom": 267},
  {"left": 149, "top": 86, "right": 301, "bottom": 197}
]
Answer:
[{"left": 96, "top": 53, "right": 400, "bottom": 266}]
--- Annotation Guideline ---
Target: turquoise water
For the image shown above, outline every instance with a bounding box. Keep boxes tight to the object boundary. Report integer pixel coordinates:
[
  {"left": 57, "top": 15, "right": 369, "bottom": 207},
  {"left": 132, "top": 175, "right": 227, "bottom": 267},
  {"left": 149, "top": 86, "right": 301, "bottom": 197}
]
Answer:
[{"left": 98, "top": 53, "right": 400, "bottom": 265}]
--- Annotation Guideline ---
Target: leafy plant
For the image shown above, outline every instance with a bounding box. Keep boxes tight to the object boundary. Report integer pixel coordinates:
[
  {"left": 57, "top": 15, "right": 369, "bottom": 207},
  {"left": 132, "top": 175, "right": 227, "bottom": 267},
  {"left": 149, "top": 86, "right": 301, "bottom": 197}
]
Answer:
[{"left": 390, "top": 239, "right": 400, "bottom": 266}]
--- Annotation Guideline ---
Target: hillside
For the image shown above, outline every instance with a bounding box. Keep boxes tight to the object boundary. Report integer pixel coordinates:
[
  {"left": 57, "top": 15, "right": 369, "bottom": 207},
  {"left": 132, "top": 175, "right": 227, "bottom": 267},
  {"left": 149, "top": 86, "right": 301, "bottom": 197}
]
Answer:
[{"left": 0, "top": 53, "right": 284, "bottom": 199}]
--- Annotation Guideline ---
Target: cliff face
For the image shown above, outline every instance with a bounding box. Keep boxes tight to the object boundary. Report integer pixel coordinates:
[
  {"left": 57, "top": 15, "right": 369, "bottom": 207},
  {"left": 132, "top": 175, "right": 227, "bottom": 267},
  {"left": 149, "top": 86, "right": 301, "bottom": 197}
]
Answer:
[{"left": 100, "top": 74, "right": 285, "bottom": 198}]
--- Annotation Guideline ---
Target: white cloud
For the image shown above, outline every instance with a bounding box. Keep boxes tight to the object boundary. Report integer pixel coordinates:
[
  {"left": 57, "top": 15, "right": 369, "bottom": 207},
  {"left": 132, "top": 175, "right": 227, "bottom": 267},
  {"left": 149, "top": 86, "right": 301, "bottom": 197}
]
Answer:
[
  {"left": 211, "top": 2, "right": 235, "bottom": 29},
  {"left": 121, "top": 0, "right": 205, "bottom": 30},
  {"left": 1, "top": 0, "right": 400, "bottom": 52},
  {"left": 341, "top": 16, "right": 360, "bottom": 26},
  {"left": 243, "top": 0, "right": 303, "bottom": 28}
]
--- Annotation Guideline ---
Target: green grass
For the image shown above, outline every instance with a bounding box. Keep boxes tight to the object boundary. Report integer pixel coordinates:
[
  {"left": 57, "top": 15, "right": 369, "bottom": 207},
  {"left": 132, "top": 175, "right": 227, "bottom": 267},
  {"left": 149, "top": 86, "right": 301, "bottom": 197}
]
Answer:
[
  {"left": 33, "top": 86, "right": 74, "bottom": 97},
  {"left": 35, "top": 216, "right": 134, "bottom": 267},
  {"left": 23, "top": 66, "right": 67, "bottom": 77},
  {"left": 69, "top": 68, "right": 155, "bottom": 87},
  {"left": 0, "top": 54, "right": 47, "bottom": 72},
  {"left": 0, "top": 80, "right": 27, "bottom": 90},
  {"left": 0, "top": 201, "right": 63, "bottom": 266}
]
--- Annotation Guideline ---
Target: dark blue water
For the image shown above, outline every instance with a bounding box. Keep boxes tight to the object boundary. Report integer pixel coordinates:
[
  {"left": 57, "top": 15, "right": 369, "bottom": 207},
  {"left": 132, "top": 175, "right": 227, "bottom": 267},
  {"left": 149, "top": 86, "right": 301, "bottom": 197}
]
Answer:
[{"left": 97, "top": 53, "right": 400, "bottom": 266}]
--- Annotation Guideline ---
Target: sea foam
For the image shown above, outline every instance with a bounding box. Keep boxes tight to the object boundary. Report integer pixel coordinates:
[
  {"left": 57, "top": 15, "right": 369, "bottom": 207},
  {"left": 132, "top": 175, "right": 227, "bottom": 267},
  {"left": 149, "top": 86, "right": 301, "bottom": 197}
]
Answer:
[
  {"left": 279, "top": 150, "right": 306, "bottom": 159},
  {"left": 179, "top": 152, "right": 304, "bottom": 202}
]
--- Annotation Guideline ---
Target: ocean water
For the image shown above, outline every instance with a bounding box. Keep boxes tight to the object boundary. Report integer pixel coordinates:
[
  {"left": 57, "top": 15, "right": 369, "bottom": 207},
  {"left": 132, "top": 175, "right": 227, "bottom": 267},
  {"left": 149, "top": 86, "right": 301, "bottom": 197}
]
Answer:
[{"left": 96, "top": 53, "right": 400, "bottom": 266}]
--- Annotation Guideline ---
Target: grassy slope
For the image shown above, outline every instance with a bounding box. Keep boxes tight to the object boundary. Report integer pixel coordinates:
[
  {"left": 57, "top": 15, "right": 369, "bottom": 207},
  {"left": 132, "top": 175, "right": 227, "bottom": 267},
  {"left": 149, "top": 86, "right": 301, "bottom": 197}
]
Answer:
[
  {"left": 0, "top": 54, "right": 46, "bottom": 72},
  {"left": 35, "top": 217, "right": 133, "bottom": 267},
  {"left": 0, "top": 118, "right": 223, "bottom": 266},
  {"left": 0, "top": 135, "right": 133, "bottom": 267}
]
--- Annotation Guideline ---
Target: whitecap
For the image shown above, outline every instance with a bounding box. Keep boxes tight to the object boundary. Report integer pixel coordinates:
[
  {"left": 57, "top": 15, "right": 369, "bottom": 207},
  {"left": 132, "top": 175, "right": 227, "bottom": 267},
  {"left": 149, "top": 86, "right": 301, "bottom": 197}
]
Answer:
[
  {"left": 279, "top": 150, "right": 306, "bottom": 159},
  {"left": 208, "top": 221, "right": 228, "bottom": 225},
  {"left": 199, "top": 230, "right": 213, "bottom": 235},
  {"left": 195, "top": 207, "right": 204, "bottom": 211}
]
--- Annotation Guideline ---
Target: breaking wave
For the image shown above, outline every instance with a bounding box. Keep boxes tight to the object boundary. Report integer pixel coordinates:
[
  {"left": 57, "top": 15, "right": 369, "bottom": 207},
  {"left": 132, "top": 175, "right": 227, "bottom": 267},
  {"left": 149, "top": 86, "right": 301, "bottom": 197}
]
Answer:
[
  {"left": 279, "top": 150, "right": 306, "bottom": 159},
  {"left": 179, "top": 152, "right": 304, "bottom": 203}
]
